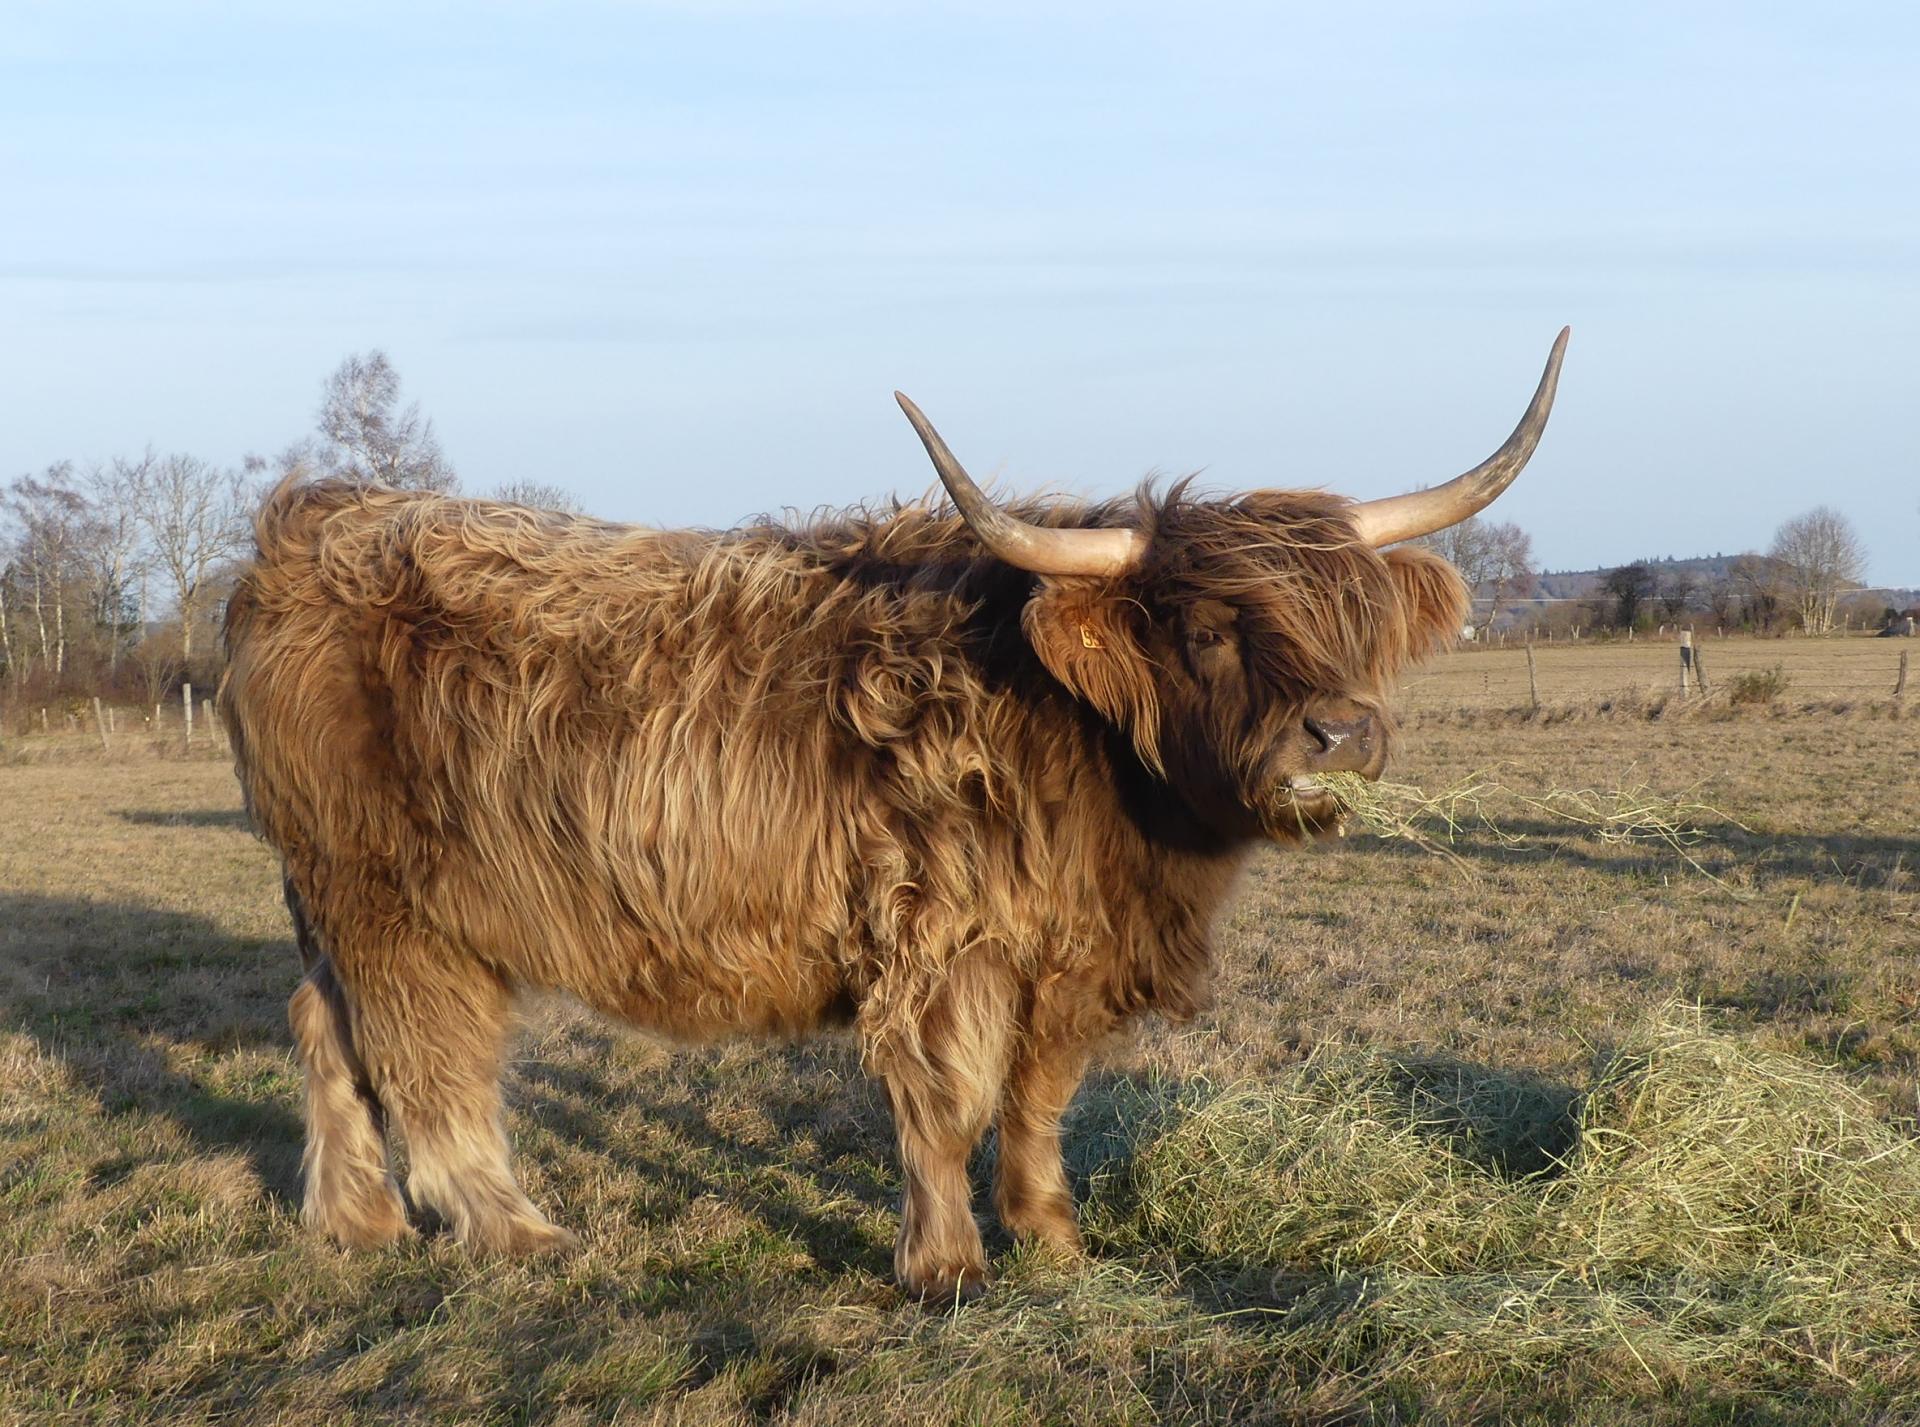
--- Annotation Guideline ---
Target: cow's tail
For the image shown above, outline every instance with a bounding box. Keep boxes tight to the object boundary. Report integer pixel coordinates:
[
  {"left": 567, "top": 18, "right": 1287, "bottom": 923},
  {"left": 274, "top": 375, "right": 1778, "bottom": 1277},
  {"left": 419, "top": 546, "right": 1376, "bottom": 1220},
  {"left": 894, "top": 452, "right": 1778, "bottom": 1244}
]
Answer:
[{"left": 221, "top": 472, "right": 361, "bottom": 728}]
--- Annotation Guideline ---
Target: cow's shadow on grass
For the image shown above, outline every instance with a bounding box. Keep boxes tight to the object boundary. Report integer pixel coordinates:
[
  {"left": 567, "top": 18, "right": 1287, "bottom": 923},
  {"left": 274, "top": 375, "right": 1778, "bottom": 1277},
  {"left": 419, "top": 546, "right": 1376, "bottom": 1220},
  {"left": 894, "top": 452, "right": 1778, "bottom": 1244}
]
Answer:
[
  {"left": 114, "top": 807, "right": 254, "bottom": 831},
  {"left": 0, "top": 892, "right": 304, "bottom": 1201},
  {"left": 510, "top": 1031, "right": 901, "bottom": 1282}
]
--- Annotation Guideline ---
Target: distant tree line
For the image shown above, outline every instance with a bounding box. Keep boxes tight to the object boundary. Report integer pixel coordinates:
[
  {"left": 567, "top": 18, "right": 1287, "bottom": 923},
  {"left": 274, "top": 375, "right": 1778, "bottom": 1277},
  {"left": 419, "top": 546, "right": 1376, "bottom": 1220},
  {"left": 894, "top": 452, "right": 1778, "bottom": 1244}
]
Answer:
[
  {"left": 0, "top": 352, "right": 581, "bottom": 712},
  {"left": 1398, "top": 504, "right": 1895, "bottom": 642},
  {"left": 1578, "top": 508, "right": 1876, "bottom": 636}
]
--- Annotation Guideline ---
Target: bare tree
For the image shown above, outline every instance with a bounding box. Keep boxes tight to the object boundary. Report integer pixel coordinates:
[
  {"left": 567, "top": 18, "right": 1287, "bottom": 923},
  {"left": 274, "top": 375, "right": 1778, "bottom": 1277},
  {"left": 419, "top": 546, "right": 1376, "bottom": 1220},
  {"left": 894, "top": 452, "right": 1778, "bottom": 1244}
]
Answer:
[
  {"left": 492, "top": 480, "right": 583, "bottom": 514},
  {"left": 82, "top": 453, "right": 152, "bottom": 675},
  {"left": 1703, "top": 572, "right": 1737, "bottom": 629},
  {"left": 129, "top": 455, "right": 250, "bottom": 664},
  {"left": 1417, "top": 517, "right": 1535, "bottom": 622},
  {"left": 0, "top": 548, "right": 12, "bottom": 683},
  {"left": 1656, "top": 569, "right": 1699, "bottom": 623},
  {"left": 3, "top": 464, "right": 97, "bottom": 679},
  {"left": 0, "top": 499, "right": 22, "bottom": 684},
  {"left": 1769, "top": 506, "right": 1867, "bottom": 635},
  {"left": 315, "top": 351, "right": 457, "bottom": 492},
  {"left": 1602, "top": 563, "right": 1656, "bottom": 629},
  {"left": 130, "top": 628, "right": 184, "bottom": 711},
  {"left": 1728, "top": 553, "right": 1786, "bottom": 633}
]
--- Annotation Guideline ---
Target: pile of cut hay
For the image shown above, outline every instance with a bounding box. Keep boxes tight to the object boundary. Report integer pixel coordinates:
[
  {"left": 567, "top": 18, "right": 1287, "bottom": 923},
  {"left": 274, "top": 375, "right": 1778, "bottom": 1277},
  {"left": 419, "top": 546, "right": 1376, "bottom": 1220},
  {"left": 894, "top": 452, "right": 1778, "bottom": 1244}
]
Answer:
[{"left": 1065, "top": 1006, "right": 1920, "bottom": 1395}]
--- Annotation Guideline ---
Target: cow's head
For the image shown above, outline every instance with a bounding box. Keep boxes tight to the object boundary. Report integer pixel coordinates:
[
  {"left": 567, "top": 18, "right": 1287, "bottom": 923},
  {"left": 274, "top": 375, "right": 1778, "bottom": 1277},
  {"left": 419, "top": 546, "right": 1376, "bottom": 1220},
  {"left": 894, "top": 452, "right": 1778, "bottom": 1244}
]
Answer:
[{"left": 896, "top": 329, "right": 1566, "bottom": 843}]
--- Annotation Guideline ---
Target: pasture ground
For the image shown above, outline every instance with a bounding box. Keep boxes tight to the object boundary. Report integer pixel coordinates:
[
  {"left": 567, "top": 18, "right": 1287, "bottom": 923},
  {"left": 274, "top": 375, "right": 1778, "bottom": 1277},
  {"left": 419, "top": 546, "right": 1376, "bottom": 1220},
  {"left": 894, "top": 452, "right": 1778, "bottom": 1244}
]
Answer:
[{"left": 1, "top": 671, "right": 1916, "bottom": 1423}]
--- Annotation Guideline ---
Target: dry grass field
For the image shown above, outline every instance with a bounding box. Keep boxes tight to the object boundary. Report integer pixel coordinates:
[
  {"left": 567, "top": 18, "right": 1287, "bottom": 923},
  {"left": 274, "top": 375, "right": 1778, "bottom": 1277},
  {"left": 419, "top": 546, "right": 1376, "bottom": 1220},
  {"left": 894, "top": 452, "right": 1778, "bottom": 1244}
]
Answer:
[{"left": 2, "top": 668, "right": 1916, "bottom": 1423}]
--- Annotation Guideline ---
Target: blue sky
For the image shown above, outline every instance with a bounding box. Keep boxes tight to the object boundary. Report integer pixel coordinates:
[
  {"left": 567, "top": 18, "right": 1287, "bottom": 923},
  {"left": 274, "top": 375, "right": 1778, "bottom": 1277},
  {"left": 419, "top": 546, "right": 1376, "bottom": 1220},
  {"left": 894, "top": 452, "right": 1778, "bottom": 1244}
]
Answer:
[{"left": 4, "top": 2, "right": 1915, "bottom": 583}]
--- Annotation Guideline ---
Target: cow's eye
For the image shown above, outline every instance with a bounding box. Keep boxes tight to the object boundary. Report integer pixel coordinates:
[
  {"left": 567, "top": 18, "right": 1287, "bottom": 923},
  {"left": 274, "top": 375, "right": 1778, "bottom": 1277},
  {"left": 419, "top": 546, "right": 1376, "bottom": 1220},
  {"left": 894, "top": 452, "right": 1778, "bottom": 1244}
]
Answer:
[{"left": 1189, "top": 626, "right": 1225, "bottom": 649}]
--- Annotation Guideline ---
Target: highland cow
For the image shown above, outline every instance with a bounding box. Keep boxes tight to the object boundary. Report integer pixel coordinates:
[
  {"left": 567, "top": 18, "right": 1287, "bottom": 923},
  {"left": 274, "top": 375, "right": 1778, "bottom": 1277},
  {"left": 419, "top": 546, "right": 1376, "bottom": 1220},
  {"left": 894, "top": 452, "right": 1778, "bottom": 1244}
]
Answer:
[{"left": 220, "top": 330, "right": 1567, "bottom": 1299}]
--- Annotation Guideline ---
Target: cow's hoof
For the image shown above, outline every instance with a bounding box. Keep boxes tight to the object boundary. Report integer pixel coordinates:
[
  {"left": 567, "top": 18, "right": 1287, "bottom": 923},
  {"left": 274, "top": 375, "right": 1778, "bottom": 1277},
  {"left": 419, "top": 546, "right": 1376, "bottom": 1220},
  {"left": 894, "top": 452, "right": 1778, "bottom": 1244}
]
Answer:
[
  {"left": 308, "top": 1187, "right": 416, "bottom": 1250},
  {"left": 507, "top": 1221, "right": 579, "bottom": 1257},
  {"left": 462, "top": 1216, "right": 579, "bottom": 1258},
  {"left": 902, "top": 1262, "right": 991, "bottom": 1307},
  {"left": 1002, "top": 1209, "right": 1085, "bottom": 1257}
]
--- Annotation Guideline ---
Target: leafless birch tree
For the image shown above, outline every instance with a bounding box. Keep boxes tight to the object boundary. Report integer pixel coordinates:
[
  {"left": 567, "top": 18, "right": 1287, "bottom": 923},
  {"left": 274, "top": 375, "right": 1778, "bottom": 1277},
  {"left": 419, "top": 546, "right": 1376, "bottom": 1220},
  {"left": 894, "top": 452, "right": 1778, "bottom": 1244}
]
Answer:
[
  {"left": 314, "top": 351, "right": 458, "bottom": 492},
  {"left": 1769, "top": 507, "right": 1867, "bottom": 635},
  {"left": 1416, "top": 516, "right": 1535, "bottom": 622}
]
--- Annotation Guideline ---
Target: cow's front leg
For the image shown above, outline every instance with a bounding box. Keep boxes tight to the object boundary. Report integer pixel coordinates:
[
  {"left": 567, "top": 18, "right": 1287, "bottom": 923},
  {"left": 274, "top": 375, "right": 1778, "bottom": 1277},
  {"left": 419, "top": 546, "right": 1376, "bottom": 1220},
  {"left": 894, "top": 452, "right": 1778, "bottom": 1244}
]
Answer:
[
  {"left": 994, "top": 1033, "right": 1090, "bottom": 1254},
  {"left": 874, "top": 953, "right": 1015, "bottom": 1303}
]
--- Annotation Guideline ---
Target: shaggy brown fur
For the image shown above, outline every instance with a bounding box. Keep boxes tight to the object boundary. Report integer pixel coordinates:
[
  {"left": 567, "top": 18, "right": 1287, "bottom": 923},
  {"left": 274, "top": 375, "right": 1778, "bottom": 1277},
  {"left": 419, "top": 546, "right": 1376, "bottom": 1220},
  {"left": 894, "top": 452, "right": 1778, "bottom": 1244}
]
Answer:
[{"left": 220, "top": 475, "right": 1466, "bottom": 1299}]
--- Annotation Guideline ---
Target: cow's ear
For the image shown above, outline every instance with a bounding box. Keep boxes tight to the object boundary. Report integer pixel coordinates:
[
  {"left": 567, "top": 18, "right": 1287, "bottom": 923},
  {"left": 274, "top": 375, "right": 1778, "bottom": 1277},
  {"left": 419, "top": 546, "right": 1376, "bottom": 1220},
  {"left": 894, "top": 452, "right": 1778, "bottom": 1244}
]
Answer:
[
  {"left": 1021, "top": 579, "right": 1162, "bottom": 768},
  {"left": 1381, "top": 543, "right": 1471, "bottom": 663}
]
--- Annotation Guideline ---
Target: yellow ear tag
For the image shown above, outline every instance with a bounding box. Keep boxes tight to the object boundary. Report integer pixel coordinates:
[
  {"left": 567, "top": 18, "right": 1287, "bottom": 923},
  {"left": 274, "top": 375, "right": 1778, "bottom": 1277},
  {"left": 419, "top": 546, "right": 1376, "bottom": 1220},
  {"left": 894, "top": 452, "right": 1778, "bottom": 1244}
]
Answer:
[{"left": 1079, "top": 623, "right": 1104, "bottom": 650}]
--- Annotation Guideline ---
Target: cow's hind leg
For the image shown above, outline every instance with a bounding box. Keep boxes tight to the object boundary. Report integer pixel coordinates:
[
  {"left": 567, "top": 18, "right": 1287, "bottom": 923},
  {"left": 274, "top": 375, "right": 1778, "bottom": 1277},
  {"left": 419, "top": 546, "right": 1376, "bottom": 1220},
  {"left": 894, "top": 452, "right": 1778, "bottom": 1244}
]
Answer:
[
  {"left": 338, "top": 924, "right": 573, "bottom": 1256},
  {"left": 284, "top": 874, "right": 324, "bottom": 974},
  {"left": 875, "top": 954, "right": 1016, "bottom": 1303},
  {"left": 289, "top": 958, "right": 412, "bottom": 1248}
]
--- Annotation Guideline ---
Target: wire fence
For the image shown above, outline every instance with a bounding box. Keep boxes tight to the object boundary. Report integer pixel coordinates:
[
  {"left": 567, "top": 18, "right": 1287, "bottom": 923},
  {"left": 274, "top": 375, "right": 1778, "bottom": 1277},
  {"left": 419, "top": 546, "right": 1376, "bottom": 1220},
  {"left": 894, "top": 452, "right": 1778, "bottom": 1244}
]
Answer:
[
  {"left": 0, "top": 685, "right": 228, "bottom": 758},
  {"left": 1399, "top": 633, "right": 1912, "bottom": 712}
]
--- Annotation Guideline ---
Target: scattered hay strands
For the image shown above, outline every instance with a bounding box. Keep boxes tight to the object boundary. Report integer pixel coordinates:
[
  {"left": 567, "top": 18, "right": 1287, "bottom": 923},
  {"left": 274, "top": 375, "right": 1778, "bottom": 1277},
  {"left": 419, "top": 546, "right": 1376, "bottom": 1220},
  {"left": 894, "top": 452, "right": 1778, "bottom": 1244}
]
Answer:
[{"left": 1320, "top": 768, "right": 1749, "bottom": 889}]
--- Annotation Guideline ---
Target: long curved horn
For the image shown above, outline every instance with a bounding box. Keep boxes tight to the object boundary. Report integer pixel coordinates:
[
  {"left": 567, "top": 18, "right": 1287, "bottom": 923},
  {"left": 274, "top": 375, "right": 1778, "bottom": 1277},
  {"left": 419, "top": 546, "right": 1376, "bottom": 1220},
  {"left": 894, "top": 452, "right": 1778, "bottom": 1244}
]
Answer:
[
  {"left": 894, "top": 392, "right": 1146, "bottom": 577},
  {"left": 1346, "top": 327, "right": 1569, "bottom": 548}
]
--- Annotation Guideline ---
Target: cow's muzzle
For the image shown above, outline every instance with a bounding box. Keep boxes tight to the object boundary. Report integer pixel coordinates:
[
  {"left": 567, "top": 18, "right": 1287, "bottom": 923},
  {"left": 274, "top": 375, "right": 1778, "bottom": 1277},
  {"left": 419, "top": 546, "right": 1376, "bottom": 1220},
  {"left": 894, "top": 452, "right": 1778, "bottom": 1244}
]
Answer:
[{"left": 1299, "top": 711, "right": 1381, "bottom": 777}]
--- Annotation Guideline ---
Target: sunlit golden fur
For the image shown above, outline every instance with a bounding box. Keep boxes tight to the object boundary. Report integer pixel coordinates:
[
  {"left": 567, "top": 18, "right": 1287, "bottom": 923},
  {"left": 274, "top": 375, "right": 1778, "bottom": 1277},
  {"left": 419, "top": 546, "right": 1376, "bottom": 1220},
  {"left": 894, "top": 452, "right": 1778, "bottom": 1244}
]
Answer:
[{"left": 220, "top": 475, "right": 1466, "bottom": 1298}]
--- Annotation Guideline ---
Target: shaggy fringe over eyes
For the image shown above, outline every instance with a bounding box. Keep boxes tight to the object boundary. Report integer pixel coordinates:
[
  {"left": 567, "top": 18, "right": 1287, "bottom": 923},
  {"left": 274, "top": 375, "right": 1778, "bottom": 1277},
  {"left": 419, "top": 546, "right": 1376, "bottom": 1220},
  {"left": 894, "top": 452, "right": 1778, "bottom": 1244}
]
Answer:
[{"left": 1144, "top": 485, "right": 1470, "bottom": 703}]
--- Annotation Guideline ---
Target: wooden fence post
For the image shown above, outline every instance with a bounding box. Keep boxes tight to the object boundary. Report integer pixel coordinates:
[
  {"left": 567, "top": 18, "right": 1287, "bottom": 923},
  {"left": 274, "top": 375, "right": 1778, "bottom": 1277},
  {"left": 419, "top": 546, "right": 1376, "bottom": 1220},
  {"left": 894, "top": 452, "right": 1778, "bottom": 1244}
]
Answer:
[
  {"left": 40, "top": 707, "right": 49, "bottom": 734},
  {"left": 1898, "top": 650, "right": 1910, "bottom": 700},
  {"left": 182, "top": 682, "right": 194, "bottom": 754},
  {"left": 1678, "top": 630, "right": 1694, "bottom": 695},
  {"left": 1526, "top": 640, "right": 1540, "bottom": 711},
  {"left": 92, "top": 696, "right": 111, "bottom": 754}
]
